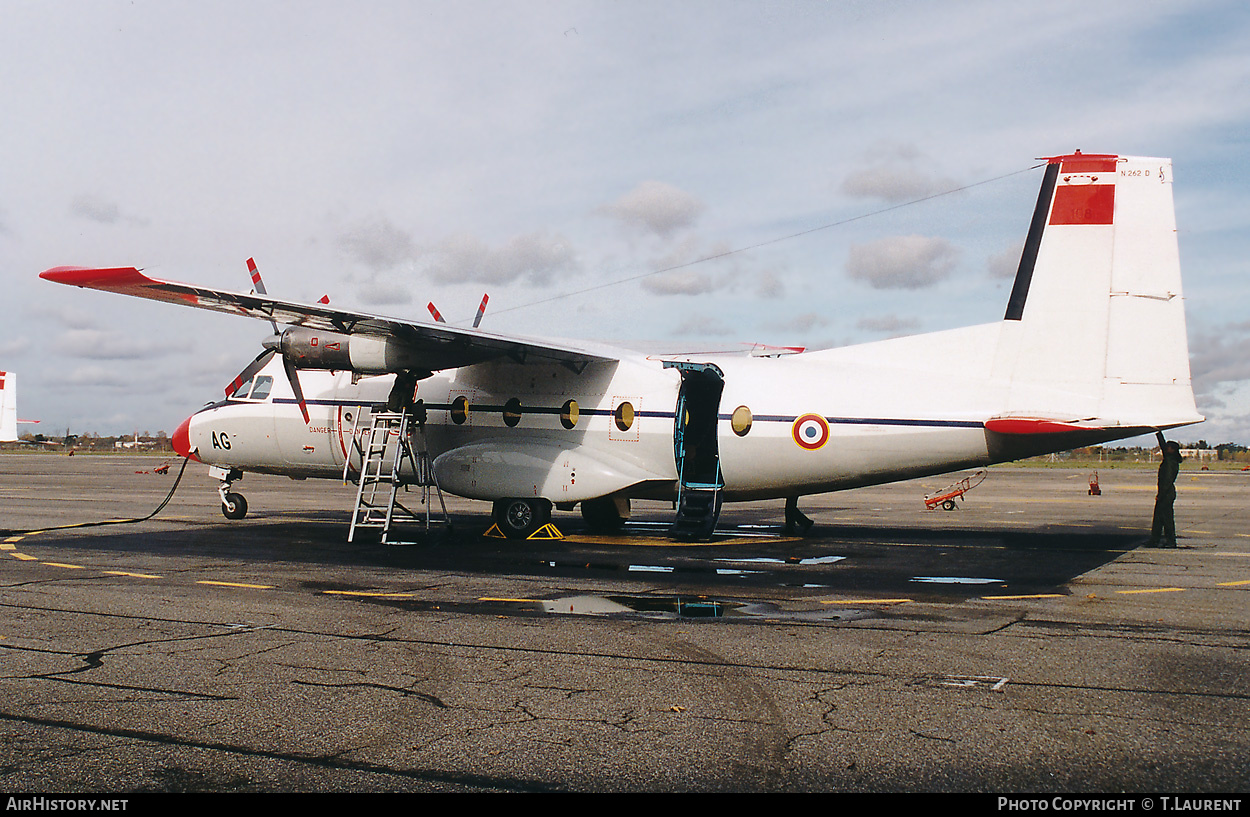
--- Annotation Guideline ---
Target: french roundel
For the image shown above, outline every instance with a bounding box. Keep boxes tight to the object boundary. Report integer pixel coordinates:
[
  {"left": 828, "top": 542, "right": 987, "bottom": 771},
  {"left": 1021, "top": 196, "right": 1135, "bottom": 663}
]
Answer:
[{"left": 792, "top": 414, "right": 829, "bottom": 451}]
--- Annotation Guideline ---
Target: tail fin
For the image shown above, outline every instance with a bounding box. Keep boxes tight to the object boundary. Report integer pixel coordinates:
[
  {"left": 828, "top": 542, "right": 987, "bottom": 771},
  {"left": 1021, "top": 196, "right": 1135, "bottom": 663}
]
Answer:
[
  {"left": 0, "top": 371, "right": 16, "bottom": 442},
  {"left": 990, "top": 152, "right": 1202, "bottom": 434}
]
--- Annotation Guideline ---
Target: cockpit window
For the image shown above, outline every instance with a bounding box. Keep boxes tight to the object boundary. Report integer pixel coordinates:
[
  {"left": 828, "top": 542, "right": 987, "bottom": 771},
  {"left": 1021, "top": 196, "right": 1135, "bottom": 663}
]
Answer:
[
  {"left": 249, "top": 376, "right": 274, "bottom": 400},
  {"left": 231, "top": 375, "right": 273, "bottom": 401}
]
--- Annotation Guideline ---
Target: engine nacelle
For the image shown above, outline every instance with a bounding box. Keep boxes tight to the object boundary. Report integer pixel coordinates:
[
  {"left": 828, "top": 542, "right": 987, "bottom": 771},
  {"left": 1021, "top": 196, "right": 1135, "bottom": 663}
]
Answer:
[{"left": 279, "top": 327, "right": 426, "bottom": 374}]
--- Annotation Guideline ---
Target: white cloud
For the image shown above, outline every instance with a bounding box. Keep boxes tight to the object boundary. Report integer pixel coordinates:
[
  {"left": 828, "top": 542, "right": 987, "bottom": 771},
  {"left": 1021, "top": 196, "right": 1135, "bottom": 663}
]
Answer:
[
  {"left": 846, "top": 235, "right": 959, "bottom": 290},
  {"left": 69, "top": 195, "right": 147, "bottom": 227},
  {"left": 641, "top": 269, "right": 716, "bottom": 296},
  {"left": 338, "top": 216, "right": 417, "bottom": 271},
  {"left": 987, "top": 243, "right": 1023, "bottom": 280},
  {"left": 672, "top": 314, "right": 732, "bottom": 336},
  {"left": 1190, "top": 321, "right": 1250, "bottom": 400},
  {"left": 0, "top": 337, "right": 31, "bottom": 356},
  {"left": 841, "top": 145, "right": 960, "bottom": 203},
  {"left": 356, "top": 275, "right": 414, "bottom": 306},
  {"left": 856, "top": 314, "right": 920, "bottom": 333},
  {"left": 423, "top": 232, "right": 578, "bottom": 286},
  {"left": 598, "top": 181, "right": 705, "bottom": 238},
  {"left": 53, "top": 329, "right": 185, "bottom": 360},
  {"left": 62, "top": 365, "right": 133, "bottom": 387}
]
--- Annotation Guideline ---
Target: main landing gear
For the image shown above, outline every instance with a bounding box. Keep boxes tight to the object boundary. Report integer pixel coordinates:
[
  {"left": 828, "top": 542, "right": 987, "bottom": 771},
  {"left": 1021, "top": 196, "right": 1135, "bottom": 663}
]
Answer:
[
  {"left": 491, "top": 497, "right": 552, "bottom": 539},
  {"left": 580, "top": 495, "right": 630, "bottom": 532},
  {"left": 217, "top": 467, "right": 248, "bottom": 520}
]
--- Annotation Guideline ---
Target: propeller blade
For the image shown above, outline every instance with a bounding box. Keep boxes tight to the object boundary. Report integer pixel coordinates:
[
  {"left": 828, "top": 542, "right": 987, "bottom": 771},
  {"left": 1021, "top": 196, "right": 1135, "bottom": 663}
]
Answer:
[
  {"left": 246, "top": 258, "right": 281, "bottom": 335},
  {"left": 246, "top": 257, "right": 267, "bottom": 294},
  {"left": 225, "top": 349, "right": 274, "bottom": 397},
  {"left": 281, "top": 355, "right": 310, "bottom": 424},
  {"left": 427, "top": 302, "right": 445, "bottom": 323},
  {"left": 473, "top": 293, "right": 489, "bottom": 329}
]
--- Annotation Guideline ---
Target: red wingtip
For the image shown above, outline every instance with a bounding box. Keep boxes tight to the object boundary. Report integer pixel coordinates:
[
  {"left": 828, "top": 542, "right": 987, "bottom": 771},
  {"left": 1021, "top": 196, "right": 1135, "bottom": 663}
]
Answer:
[{"left": 39, "top": 266, "right": 148, "bottom": 286}]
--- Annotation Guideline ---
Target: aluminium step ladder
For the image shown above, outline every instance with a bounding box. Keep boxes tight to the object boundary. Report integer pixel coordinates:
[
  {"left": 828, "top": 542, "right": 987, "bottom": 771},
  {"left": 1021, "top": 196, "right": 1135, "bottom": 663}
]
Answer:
[{"left": 346, "top": 410, "right": 450, "bottom": 543}]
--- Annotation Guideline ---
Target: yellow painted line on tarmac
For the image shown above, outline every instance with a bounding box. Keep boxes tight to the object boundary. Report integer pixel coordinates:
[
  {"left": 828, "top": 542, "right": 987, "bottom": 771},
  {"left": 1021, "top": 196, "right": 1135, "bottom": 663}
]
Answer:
[
  {"left": 983, "top": 594, "right": 1065, "bottom": 600},
  {"left": 822, "top": 598, "right": 912, "bottom": 605},
  {"left": 12, "top": 553, "right": 38, "bottom": 561},
  {"left": 42, "top": 562, "right": 85, "bottom": 570},
  {"left": 480, "top": 597, "right": 539, "bottom": 603},
  {"left": 1116, "top": 587, "right": 1185, "bottom": 595},
  {"left": 1217, "top": 580, "right": 1250, "bottom": 587},
  {"left": 1214, "top": 552, "right": 1250, "bottom": 556},
  {"left": 104, "top": 570, "right": 163, "bottom": 579},
  {"left": 196, "top": 580, "right": 274, "bottom": 590},
  {"left": 322, "top": 590, "right": 415, "bottom": 598},
  {"left": 4, "top": 536, "right": 24, "bottom": 544},
  {"left": 1, "top": 543, "right": 15, "bottom": 551}
]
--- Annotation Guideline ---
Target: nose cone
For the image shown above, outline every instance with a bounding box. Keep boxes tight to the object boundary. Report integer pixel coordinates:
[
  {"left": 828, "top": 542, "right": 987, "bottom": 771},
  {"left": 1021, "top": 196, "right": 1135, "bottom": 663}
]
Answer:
[{"left": 172, "top": 415, "right": 199, "bottom": 461}]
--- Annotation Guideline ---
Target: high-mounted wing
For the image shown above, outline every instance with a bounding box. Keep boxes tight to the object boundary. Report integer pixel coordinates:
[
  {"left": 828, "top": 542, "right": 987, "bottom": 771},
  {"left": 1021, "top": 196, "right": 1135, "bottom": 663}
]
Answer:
[{"left": 40, "top": 266, "right": 614, "bottom": 373}]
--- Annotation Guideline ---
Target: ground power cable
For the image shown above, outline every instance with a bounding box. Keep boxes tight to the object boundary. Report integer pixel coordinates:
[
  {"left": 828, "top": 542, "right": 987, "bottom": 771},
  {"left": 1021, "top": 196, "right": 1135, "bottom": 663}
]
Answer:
[{"left": 1, "top": 455, "right": 191, "bottom": 537}]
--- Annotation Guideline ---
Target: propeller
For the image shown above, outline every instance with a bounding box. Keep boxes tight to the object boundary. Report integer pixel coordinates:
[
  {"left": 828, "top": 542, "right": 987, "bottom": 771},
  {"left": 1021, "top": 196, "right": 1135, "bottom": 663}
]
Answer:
[{"left": 224, "top": 259, "right": 310, "bottom": 423}]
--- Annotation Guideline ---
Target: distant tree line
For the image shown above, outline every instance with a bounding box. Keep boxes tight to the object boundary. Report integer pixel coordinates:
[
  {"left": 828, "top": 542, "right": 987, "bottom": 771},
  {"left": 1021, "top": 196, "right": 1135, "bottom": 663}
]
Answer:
[{"left": 5, "top": 431, "right": 174, "bottom": 453}]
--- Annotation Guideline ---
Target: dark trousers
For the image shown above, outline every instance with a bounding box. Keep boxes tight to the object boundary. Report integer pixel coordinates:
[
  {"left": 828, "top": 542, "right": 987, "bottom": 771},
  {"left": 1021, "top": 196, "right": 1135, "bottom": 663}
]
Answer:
[{"left": 1150, "top": 489, "right": 1176, "bottom": 544}]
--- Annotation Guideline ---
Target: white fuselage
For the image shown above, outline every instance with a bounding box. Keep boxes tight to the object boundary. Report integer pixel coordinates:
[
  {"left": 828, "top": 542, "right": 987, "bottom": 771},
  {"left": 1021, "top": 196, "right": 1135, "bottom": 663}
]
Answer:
[{"left": 182, "top": 325, "right": 1027, "bottom": 506}]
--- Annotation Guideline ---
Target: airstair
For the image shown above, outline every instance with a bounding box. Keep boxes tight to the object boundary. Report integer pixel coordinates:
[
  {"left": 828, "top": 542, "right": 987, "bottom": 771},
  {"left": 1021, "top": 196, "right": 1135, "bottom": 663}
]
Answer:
[
  {"left": 345, "top": 410, "right": 450, "bottom": 543},
  {"left": 672, "top": 478, "right": 723, "bottom": 540}
]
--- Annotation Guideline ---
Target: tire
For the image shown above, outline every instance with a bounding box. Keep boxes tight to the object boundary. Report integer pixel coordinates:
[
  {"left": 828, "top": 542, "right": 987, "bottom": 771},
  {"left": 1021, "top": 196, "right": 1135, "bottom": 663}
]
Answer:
[
  {"left": 580, "top": 496, "right": 629, "bottom": 532},
  {"left": 494, "top": 498, "right": 551, "bottom": 539},
  {"left": 942, "top": 499, "right": 957, "bottom": 511},
  {"left": 222, "top": 492, "right": 248, "bottom": 520}
]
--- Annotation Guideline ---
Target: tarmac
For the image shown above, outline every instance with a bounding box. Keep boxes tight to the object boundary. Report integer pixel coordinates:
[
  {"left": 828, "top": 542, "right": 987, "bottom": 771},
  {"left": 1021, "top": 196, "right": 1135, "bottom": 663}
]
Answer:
[{"left": 1, "top": 452, "right": 1247, "bottom": 792}]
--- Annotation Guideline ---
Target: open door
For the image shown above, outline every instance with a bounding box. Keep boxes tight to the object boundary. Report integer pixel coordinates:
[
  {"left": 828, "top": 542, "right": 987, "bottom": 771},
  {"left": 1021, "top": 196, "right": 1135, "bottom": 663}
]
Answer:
[{"left": 664, "top": 362, "right": 725, "bottom": 539}]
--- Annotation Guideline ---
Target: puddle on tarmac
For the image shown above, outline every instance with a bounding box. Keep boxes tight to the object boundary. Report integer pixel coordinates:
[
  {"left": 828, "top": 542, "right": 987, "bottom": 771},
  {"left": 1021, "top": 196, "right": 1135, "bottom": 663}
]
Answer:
[{"left": 541, "top": 594, "right": 874, "bottom": 622}]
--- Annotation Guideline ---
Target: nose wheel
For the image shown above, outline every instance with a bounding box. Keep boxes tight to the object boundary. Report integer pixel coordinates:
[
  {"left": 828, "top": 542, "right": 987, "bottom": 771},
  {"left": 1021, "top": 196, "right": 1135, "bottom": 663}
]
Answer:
[{"left": 217, "top": 468, "right": 248, "bottom": 520}]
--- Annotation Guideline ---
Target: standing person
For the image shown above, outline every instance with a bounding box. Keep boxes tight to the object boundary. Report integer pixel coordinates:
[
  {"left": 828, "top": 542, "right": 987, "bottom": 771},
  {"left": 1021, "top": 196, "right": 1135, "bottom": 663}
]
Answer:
[{"left": 1149, "top": 434, "right": 1182, "bottom": 548}]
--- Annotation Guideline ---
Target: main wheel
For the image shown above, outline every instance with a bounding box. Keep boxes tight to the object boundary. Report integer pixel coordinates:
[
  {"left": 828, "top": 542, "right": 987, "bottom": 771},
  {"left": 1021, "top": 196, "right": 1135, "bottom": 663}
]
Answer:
[
  {"left": 493, "top": 498, "right": 551, "bottom": 539},
  {"left": 222, "top": 492, "right": 248, "bottom": 520}
]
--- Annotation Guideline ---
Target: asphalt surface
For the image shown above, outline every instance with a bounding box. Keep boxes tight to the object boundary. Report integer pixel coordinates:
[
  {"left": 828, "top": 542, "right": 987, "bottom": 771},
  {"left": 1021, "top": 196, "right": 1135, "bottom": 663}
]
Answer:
[{"left": 1, "top": 453, "right": 1247, "bottom": 792}]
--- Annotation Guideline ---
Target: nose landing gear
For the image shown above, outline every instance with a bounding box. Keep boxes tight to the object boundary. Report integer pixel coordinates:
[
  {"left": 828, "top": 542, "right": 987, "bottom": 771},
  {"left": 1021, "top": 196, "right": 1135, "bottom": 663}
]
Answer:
[{"left": 216, "top": 467, "right": 248, "bottom": 520}]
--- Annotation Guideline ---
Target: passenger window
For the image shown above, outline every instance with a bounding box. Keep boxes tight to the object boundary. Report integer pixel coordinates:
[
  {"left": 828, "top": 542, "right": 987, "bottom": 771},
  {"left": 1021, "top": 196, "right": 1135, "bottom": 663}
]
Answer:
[
  {"left": 731, "top": 405, "right": 753, "bottom": 436},
  {"left": 451, "top": 395, "right": 469, "bottom": 425},
  {"left": 614, "top": 401, "right": 634, "bottom": 432},
  {"left": 561, "top": 399, "right": 579, "bottom": 429},
  {"left": 503, "top": 398, "right": 522, "bottom": 428}
]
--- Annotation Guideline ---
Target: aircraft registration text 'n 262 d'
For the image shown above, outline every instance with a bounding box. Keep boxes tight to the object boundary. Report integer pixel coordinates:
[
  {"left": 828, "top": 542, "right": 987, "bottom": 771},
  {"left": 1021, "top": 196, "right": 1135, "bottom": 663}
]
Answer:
[{"left": 40, "top": 153, "right": 1202, "bottom": 540}]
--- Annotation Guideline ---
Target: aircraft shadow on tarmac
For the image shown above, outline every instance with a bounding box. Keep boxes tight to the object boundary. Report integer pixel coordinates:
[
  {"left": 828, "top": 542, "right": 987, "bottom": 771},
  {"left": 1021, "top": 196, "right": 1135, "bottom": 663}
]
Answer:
[{"left": 37, "top": 512, "right": 1144, "bottom": 602}]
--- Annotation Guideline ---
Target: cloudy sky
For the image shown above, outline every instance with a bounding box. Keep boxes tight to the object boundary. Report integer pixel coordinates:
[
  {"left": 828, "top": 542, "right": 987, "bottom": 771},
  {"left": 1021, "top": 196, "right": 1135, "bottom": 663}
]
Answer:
[{"left": 3, "top": 0, "right": 1248, "bottom": 443}]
